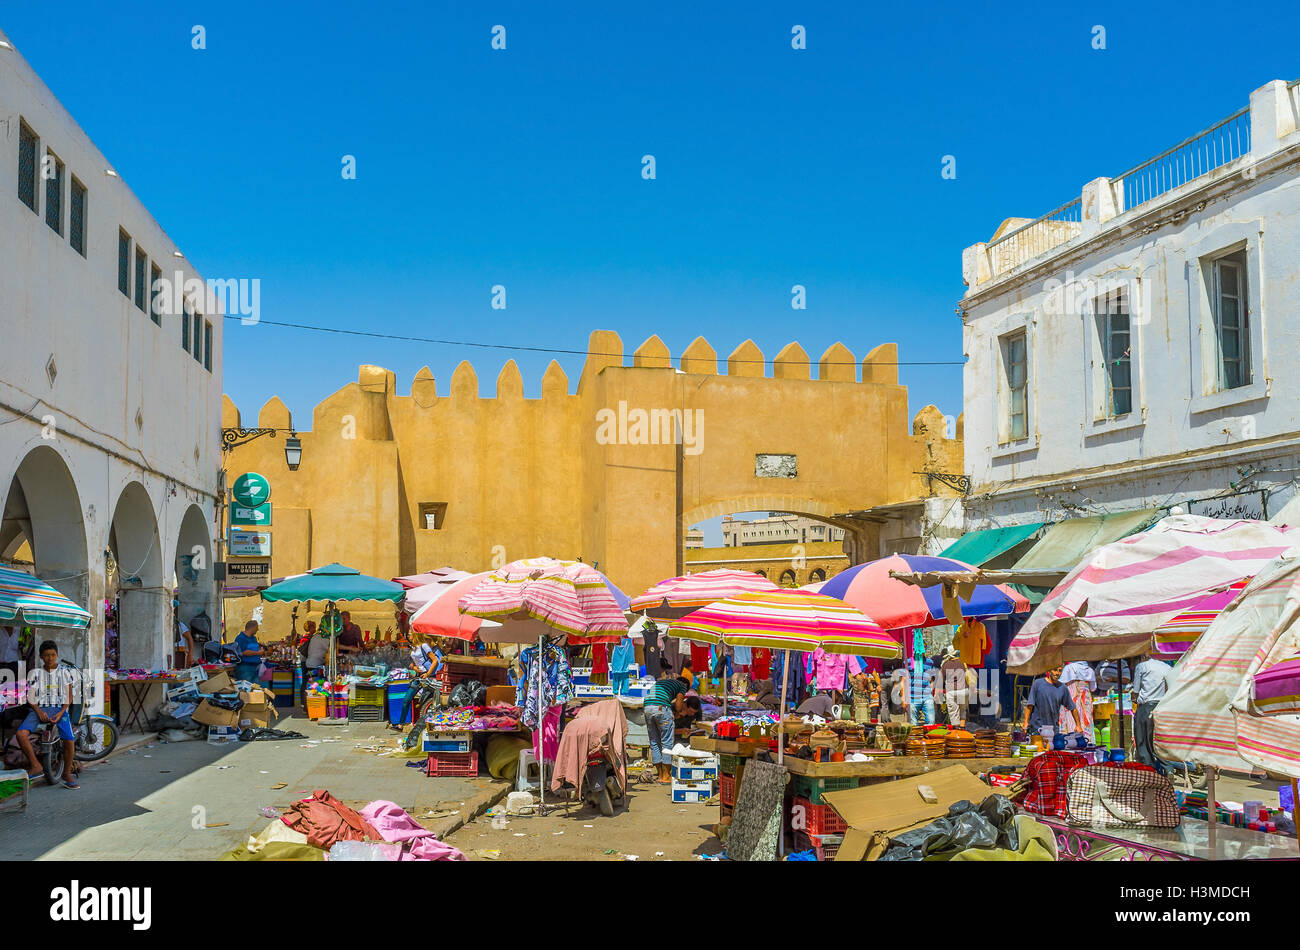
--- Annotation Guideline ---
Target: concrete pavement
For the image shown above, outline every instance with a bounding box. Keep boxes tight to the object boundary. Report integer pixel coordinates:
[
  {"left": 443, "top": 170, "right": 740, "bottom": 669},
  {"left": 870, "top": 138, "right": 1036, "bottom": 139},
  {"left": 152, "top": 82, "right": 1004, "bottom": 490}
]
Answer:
[{"left": 0, "top": 713, "right": 508, "bottom": 860}]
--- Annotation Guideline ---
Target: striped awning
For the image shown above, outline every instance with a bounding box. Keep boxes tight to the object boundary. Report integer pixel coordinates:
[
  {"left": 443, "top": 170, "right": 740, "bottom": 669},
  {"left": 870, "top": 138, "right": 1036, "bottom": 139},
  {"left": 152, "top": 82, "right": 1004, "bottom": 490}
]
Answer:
[
  {"left": 458, "top": 558, "right": 627, "bottom": 638},
  {"left": 1152, "top": 579, "right": 1249, "bottom": 656},
  {"left": 630, "top": 568, "right": 779, "bottom": 613},
  {"left": 0, "top": 565, "right": 92, "bottom": 629},
  {"left": 669, "top": 588, "right": 900, "bottom": 658}
]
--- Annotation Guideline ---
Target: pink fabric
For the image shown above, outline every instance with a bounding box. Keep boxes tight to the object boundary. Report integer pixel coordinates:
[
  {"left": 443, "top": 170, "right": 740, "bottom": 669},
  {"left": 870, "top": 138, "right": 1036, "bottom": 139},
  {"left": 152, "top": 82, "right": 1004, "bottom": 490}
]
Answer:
[
  {"left": 550, "top": 698, "right": 627, "bottom": 793},
  {"left": 805, "top": 648, "right": 862, "bottom": 689},
  {"left": 358, "top": 800, "right": 466, "bottom": 862},
  {"left": 533, "top": 703, "right": 561, "bottom": 762}
]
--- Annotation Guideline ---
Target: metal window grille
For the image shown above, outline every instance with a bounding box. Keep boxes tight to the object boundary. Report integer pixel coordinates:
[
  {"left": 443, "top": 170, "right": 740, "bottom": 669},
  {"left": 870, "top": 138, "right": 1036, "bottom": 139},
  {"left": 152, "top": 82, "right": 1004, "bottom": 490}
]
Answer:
[
  {"left": 150, "top": 264, "right": 162, "bottom": 325},
  {"left": 69, "top": 178, "right": 87, "bottom": 256},
  {"left": 45, "top": 153, "right": 63, "bottom": 235},
  {"left": 204, "top": 322, "right": 213, "bottom": 371},
  {"left": 192, "top": 311, "right": 203, "bottom": 362},
  {"left": 118, "top": 230, "right": 131, "bottom": 296},
  {"left": 134, "top": 248, "right": 147, "bottom": 311},
  {"left": 1212, "top": 253, "right": 1250, "bottom": 391},
  {"left": 18, "top": 121, "right": 37, "bottom": 213}
]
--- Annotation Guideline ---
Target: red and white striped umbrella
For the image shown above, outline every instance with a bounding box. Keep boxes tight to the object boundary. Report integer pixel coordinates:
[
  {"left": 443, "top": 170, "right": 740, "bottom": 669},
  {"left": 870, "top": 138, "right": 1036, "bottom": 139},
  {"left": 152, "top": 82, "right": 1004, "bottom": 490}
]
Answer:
[
  {"left": 630, "top": 568, "right": 779, "bottom": 615},
  {"left": 458, "top": 558, "right": 627, "bottom": 639}
]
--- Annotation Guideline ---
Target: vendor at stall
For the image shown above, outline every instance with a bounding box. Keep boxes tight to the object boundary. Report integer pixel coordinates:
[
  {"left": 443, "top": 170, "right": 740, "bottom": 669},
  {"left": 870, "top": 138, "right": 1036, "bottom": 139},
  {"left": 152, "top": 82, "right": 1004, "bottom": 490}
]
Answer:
[
  {"left": 1132, "top": 653, "right": 1174, "bottom": 770},
  {"left": 234, "top": 620, "right": 264, "bottom": 682},
  {"left": 1021, "top": 666, "right": 1080, "bottom": 738},
  {"left": 795, "top": 689, "right": 843, "bottom": 719},
  {"left": 337, "top": 612, "right": 364, "bottom": 654},
  {"left": 299, "top": 621, "right": 331, "bottom": 671},
  {"left": 410, "top": 638, "right": 443, "bottom": 676},
  {"left": 645, "top": 674, "right": 692, "bottom": 784}
]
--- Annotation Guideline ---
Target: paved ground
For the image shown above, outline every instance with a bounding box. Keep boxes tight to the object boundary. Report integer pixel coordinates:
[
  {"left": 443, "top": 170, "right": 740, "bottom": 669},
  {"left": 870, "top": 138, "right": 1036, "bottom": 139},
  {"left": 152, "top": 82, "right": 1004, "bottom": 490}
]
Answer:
[
  {"left": 0, "top": 713, "right": 504, "bottom": 860},
  {"left": 447, "top": 771, "right": 723, "bottom": 861}
]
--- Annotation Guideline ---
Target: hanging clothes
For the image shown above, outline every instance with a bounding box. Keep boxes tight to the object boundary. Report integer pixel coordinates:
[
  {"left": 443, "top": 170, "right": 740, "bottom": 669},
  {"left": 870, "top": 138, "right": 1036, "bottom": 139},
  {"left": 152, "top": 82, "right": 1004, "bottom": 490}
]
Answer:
[
  {"left": 805, "top": 648, "right": 863, "bottom": 693},
  {"left": 732, "top": 645, "right": 753, "bottom": 666},
  {"left": 533, "top": 704, "right": 562, "bottom": 762},
  {"left": 516, "top": 640, "right": 574, "bottom": 730},
  {"left": 689, "top": 641, "right": 711, "bottom": 675},
  {"left": 590, "top": 643, "right": 609, "bottom": 686},
  {"left": 609, "top": 637, "right": 636, "bottom": 695},
  {"left": 663, "top": 637, "right": 682, "bottom": 677},
  {"left": 642, "top": 620, "right": 663, "bottom": 679},
  {"left": 751, "top": 648, "right": 771, "bottom": 681}
]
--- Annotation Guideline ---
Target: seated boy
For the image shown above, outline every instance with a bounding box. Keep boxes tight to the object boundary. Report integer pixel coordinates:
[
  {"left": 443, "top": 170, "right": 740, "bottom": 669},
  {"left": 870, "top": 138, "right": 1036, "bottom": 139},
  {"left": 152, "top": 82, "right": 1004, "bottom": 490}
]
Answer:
[{"left": 17, "top": 640, "right": 79, "bottom": 788}]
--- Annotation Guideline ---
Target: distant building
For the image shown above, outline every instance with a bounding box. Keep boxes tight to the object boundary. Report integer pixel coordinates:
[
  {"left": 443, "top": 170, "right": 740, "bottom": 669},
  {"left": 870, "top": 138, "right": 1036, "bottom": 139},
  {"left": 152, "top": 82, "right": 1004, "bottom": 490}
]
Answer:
[
  {"left": 0, "top": 30, "right": 221, "bottom": 678},
  {"left": 961, "top": 78, "right": 1300, "bottom": 532},
  {"left": 683, "top": 528, "right": 704, "bottom": 549},
  {"left": 721, "top": 513, "right": 845, "bottom": 547}
]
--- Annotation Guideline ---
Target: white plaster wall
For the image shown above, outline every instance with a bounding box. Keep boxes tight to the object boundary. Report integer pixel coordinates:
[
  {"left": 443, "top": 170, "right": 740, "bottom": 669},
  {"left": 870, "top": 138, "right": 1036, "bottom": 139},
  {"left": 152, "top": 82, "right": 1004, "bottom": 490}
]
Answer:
[
  {"left": 0, "top": 32, "right": 220, "bottom": 698},
  {"left": 961, "top": 79, "right": 1300, "bottom": 526}
]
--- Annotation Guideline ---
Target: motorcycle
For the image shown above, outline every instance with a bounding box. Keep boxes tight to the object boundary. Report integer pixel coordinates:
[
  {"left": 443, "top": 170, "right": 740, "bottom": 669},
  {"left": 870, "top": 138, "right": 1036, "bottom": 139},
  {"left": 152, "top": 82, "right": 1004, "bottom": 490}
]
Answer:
[
  {"left": 582, "top": 741, "right": 625, "bottom": 817},
  {"left": 32, "top": 703, "right": 119, "bottom": 786},
  {"left": 399, "top": 672, "right": 447, "bottom": 752}
]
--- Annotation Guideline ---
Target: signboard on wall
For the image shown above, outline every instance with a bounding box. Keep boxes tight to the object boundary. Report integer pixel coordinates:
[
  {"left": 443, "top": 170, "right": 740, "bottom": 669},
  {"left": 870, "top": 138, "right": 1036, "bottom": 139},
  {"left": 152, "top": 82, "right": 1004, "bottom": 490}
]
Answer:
[
  {"left": 231, "top": 472, "right": 271, "bottom": 508},
  {"left": 224, "top": 559, "right": 271, "bottom": 589},
  {"left": 1187, "top": 489, "right": 1268, "bottom": 521},
  {"left": 230, "top": 502, "right": 272, "bottom": 527},
  {"left": 230, "top": 530, "right": 272, "bottom": 557}
]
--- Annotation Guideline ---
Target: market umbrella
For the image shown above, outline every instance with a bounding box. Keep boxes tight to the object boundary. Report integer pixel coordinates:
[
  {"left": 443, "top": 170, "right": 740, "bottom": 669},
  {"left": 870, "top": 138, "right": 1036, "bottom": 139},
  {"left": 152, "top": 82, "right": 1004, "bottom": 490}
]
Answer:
[
  {"left": 403, "top": 573, "right": 473, "bottom": 615},
  {"left": 1008, "top": 515, "right": 1293, "bottom": 675},
  {"left": 1152, "top": 580, "right": 1249, "bottom": 656},
  {"left": 259, "top": 563, "right": 405, "bottom": 603},
  {"left": 0, "top": 564, "right": 91, "bottom": 628},
  {"left": 259, "top": 564, "right": 406, "bottom": 696},
  {"left": 818, "top": 553, "right": 1029, "bottom": 633},
  {"left": 392, "top": 567, "right": 470, "bottom": 590},
  {"left": 408, "top": 571, "right": 501, "bottom": 640},
  {"left": 630, "top": 568, "right": 779, "bottom": 617},
  {"left": 458, "top": 558, "right": 628, "bottom": 640}
]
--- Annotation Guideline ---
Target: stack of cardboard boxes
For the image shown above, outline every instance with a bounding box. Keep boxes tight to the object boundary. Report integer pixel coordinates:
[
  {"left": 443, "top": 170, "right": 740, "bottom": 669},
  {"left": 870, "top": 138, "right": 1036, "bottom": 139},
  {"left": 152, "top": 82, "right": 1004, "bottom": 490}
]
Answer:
[{"left": 183, "top": 669, "right": 279, "bottom": 741}]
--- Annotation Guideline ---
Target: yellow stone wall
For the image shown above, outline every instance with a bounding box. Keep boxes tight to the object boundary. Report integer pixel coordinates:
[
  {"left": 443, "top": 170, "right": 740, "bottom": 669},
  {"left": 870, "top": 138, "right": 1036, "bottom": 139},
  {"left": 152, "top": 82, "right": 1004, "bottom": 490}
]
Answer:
[{"left": 221, "top": 331, "right": 961, "bottom": 639}]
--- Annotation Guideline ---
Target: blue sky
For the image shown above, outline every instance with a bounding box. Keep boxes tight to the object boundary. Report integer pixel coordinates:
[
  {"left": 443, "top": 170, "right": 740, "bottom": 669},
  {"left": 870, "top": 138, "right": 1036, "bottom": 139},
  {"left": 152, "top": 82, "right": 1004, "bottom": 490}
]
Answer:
[{"left": 7, "top": 2, "right": 1297, "bottom": 536}]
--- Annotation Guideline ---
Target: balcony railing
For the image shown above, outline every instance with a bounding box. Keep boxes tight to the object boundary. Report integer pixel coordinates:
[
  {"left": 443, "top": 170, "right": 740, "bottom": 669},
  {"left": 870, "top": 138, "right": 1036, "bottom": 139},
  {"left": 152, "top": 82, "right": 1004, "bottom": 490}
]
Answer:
[
  {"left": 1111, "top": 107, "right": 1250, "bottom": 213},
  {"left": 987, "top": 197, "right": 1082, "bottom": 277}
]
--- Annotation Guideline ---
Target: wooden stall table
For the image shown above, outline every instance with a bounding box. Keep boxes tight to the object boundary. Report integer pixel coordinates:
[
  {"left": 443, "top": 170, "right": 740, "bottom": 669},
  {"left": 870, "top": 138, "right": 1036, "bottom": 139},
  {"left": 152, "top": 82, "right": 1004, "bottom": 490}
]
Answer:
[
  {"left": 105, "top": 675, "right": 184, "bottom": 733},
  {"left": 444, "top": 654, "right": 511, "bottom": 688},
  {"left": 781, "top": 755, "right": 1026, "bottom": 780}
]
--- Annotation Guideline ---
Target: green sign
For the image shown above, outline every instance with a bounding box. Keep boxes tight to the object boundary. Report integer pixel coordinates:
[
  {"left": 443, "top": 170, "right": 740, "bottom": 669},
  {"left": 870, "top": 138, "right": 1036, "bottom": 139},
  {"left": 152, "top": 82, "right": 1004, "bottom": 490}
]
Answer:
[
  {"left": 230, "top": 502, "right": 272, "bottom": 527},
  {"left": 231, "top": 472, "right": 271, "bottom": 508}
]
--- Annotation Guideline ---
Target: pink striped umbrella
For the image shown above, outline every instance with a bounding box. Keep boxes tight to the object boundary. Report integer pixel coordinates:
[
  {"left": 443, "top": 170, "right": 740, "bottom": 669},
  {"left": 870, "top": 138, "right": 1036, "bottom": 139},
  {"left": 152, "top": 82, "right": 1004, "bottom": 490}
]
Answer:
[
  {"left": 458, "top": 558, "right": 628, "bottom": 638},
  {"left": 669, "top": 588, "right": 899, "bottom": 658},
  {"left": 1152, "top": 579, "right": 1249, "bottom": 656},
  {"left": 409, "top": 571, "right": 498, "bottom": 640},
  {"left": 630, "top": 568, "right": 779, "bottom": 615}
]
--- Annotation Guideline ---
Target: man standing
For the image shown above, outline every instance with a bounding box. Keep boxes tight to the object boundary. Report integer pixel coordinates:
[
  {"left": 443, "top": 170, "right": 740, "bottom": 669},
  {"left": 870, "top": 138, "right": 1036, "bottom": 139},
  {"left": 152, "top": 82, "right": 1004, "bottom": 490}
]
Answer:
[
  {"left": 1132, "top": 653, "right": 1174, "bottom": 770},
  {"left": 0, "top": 624, "right": 20, "bottom": 682},
  {"left": 337, "top": 611, "right": 364, "bottom": 655},
  {"left": 1021, "top": 666, "right": 1080, "bottom": 739}
]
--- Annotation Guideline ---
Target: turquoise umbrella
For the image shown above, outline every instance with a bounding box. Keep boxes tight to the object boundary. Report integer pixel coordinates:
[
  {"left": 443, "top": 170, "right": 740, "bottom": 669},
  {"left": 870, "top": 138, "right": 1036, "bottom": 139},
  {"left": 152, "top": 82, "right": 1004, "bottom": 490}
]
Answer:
[
  {"left": 259, "top": 563, "right": 405, "bottom": 603},
  {"left": 0, "top": 564, "right": 92, "bottom": 628}
]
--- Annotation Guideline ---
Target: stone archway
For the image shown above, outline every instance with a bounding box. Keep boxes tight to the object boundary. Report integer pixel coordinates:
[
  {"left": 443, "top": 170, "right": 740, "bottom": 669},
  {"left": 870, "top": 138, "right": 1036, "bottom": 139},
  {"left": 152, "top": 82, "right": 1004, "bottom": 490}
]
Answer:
[
  {"left": 779, "top": 569, "right": 798, "bottom": 588},
  {"left": 174, "top": 504, "right": 213, "bottom": 643},
  {"left": 109, "top": 482, "right": 166, "bottom": 669},
  {"left": 1, "top": 445, "right": 90, "bottom": 666}
]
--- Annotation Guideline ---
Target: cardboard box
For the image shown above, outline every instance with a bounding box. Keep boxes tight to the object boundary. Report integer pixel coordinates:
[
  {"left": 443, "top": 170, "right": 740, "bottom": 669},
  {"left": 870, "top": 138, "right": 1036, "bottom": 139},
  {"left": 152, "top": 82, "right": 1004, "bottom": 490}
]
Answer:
[
  {"left": 190, "top": 690, "right": 280, "bottom": 729},
  {"left": 823, "top": 765, "right": 1007, "bottom": 862},
  {"left": 198, "top": 671, "right": 234, "bottom": 695},
  {"left": 485, "top": 685, "right": 516, "bottom": 706}
]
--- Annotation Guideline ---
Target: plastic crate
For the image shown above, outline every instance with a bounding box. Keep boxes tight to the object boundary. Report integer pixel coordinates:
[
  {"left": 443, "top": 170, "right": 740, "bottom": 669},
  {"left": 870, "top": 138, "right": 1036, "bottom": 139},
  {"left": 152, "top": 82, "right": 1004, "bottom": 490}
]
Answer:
[
  {"left": 426, "top": 750, "right": 479, "bottom": 777},
  {"left": 327, "top": 699, "right": 349, "bottom": 718},
  {"left": 790, "top": 774, "right": 859, "bottom": 805},
  {"left": 791, "top": 796, "right": 847, "bottom": 836},
  {"left": 387, "top": 686, "right": 411, "bottom": 724},
  {"left": 305, "top": 696, "right": 327, "bottom": 719},
  {"left": 719, "top": 773, "right": 736, "bottom": 807},
  {"left": 349, "top": 703, "right": 385, "bottom": 722},
  {"left": 794, "top": 831, "right": 843, "bottom": 861},
  {"left": 719, "top": 753, "right": 745, "bottom": 775},
  {"left": 422, "top": 731, "right": 471, "bottom": 753},
  {"left": 352, "top": 684, "right": 385, "bottom": 705}
]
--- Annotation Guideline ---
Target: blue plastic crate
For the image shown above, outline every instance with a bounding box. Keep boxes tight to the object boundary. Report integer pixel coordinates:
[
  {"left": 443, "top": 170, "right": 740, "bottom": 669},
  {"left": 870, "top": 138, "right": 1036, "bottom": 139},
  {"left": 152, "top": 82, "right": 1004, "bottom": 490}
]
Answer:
[{"left": 388, "top": 686, "right": 411, "bottom": 724}]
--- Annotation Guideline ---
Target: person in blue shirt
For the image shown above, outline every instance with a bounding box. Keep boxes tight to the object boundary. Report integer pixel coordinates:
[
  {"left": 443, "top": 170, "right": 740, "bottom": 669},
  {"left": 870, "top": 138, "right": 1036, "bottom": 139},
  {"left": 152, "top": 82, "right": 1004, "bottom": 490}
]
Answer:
[
  {"left": 410, "top": 639, "right": 443, "bottom": 677},
  {"left": 1021, "top": 666, "right": 1080, "bottom": 736},
  {"left": 234, "top": 621, "right": 263, "bottom": 682}
]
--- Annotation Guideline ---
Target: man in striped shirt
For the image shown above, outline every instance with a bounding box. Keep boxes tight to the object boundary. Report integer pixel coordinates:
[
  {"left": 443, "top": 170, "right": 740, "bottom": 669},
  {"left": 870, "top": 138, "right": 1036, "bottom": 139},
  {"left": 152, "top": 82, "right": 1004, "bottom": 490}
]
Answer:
[{"left": 645, "top": 675, "right": 696, "bottom": 784}]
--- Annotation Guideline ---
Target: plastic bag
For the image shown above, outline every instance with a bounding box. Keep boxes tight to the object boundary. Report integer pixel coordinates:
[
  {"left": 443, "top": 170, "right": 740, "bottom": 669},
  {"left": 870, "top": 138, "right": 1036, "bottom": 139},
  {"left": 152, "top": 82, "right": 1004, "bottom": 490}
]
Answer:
[
  {"left": 878, "top": 795, "right": 1013, "bottom": 861},
  {"left": 328, "top": 840, "right": 401, "bottom": 861},
  {"left": 449, "top": 679, "right": 485, "bottom": 708}
]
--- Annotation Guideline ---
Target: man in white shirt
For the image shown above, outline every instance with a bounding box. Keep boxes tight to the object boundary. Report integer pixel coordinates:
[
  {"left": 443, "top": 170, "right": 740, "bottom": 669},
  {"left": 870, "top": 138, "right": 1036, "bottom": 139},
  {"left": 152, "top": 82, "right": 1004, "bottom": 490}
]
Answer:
[
  {"left": 1132, "top": 653, "right": 1174, "bottom": 770},
  {"left": 16, "top": 639, "right": 79, "bottom": 787}
]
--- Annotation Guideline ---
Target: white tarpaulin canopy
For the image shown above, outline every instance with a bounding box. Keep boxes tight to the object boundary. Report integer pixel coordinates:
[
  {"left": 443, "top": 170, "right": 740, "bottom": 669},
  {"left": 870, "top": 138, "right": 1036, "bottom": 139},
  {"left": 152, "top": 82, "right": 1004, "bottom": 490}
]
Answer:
[{"left": 1007, "top": 515, "right": 1295, "bottom": 675}]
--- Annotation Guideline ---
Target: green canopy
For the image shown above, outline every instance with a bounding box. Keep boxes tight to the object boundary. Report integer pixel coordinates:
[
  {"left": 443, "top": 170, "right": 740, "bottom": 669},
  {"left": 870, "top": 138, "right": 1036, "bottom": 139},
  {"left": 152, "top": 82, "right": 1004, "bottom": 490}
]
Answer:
[
  {"left": 259, "top": 563, "right": 405, "bottom": 604},
  {"left": 940, "top": 523, "right": 1045, "bottom": 567},
  {"left": 1010, "top": 508, "right": 1162, "bottom": 573}
]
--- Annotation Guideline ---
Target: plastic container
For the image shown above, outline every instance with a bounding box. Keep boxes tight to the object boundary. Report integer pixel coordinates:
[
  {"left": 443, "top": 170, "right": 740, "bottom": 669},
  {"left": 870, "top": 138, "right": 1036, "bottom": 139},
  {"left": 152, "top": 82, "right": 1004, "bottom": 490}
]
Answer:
[
  {"left": 792, "top": 796, "right": 847, "bottom": 836},
  {"left": 387, "top": 686, "right": 411, "bottom": 725},
  {"left": 305, "top": 696, "right": 327, "bottom": 719},
  {"left": 719, "top": 773, "right": 736, "bottom": 806},
  {"left": 425, "top": 750, "right": 479, "bottom": 777},
  {"left": 789, "top": 774, "right": 860, "bottom": 805}
]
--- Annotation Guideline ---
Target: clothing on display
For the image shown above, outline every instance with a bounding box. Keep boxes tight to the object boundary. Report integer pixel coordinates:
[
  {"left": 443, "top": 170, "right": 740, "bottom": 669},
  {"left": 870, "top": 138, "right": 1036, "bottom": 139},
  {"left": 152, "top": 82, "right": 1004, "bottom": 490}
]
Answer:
[
  {"left": 642, "top": 621, "right": 663, "bottom": 678},
  {"left": 533, "top": 704, "right": 561, "bottom": 762},
  {"left": 805, "top": 647, "right": 862, "bottom": 692},
  {"left": 953, "top": 619, "right": 990, "bottom": 666},
  {"left": 516, "top": 639, "right": 574, "bottom": 730},
  {"left": 751, "top": 648, "right": 771, "bottom": 681},
  {"left": 733, "top": 645, "right": 752, "bottom": 665},
  {"left": 689, "top": 641, "right": 711, "bottom": 675},
  {"left": 590, "top": 643, "right": 609, "bottom": 686}
]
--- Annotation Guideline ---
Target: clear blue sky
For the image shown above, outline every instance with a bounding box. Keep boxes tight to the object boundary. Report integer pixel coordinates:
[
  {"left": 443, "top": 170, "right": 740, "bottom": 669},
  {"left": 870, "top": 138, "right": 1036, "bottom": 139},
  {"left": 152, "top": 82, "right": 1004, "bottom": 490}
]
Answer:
[{"left": 7, "top": 2, "right": 1296, "bottom": 451}]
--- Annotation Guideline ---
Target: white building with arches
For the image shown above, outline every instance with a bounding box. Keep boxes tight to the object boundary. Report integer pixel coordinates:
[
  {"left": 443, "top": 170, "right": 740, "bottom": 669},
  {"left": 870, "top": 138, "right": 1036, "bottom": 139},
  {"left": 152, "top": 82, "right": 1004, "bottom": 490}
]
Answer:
[{"left": 0, "top": 29, "right": 221, "bottom": 694}]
